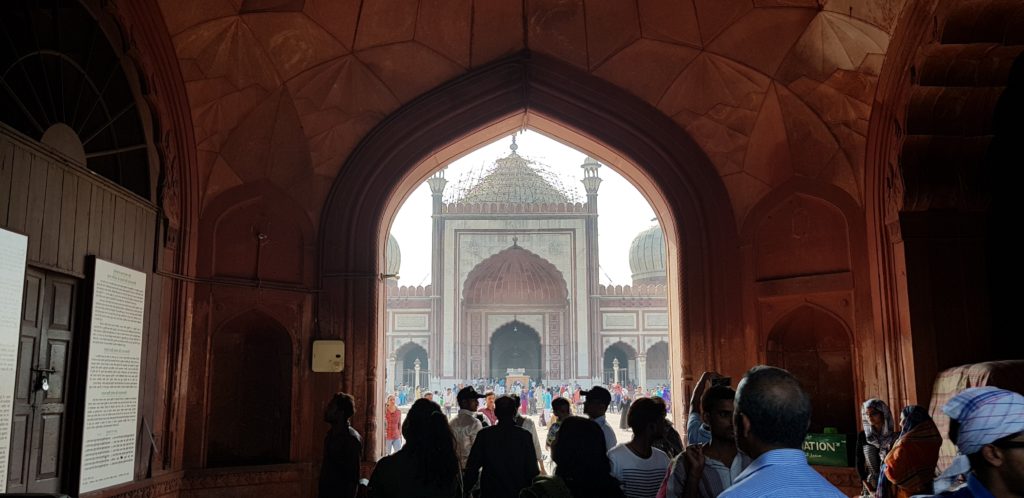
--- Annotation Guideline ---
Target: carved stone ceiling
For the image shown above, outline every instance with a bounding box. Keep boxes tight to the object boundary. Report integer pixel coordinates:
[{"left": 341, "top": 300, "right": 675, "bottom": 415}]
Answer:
[{"left": 158, "top": 0, "right": 905, "bottom": 226}]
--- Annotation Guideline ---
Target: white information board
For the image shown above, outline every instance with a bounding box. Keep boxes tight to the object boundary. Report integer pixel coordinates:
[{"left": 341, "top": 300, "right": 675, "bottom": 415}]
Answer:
[
  {"left": 0, "top": 228, "right": 28, "bottom": 493},
  {"left": 79, "top": 259, "right": 146, "bottom": 493}
]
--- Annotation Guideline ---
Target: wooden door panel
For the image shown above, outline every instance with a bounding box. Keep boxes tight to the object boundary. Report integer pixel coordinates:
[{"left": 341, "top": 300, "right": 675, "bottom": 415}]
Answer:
[
  {"left": 48, "top": 280, "right": 73, "bottom": 330},
  {"left": 45, "top": 340, "right": 69, "bottom": 402},
  {"left": 8, "top": 269, "right": 45, "bottom": 493},
  {"left": 37, "top": 413, "right": 63, "bottom": 479},
  {"left": 14, "top": 336, "right": 35, "bottom": 402},
  {"left": 7, "top": 414, "right": 29, "bottom": 488},
  {"left": 21, "top": 274, "right": 40, "bottom": 328}
]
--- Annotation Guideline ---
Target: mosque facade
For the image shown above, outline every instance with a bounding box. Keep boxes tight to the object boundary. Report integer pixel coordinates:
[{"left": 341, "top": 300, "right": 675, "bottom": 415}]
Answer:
[{"left": 385, "top": 144, "right": 669, "bottom": 390}]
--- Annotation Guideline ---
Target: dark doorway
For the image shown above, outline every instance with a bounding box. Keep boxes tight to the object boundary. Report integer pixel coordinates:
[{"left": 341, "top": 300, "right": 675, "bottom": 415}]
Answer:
[
  {"left": 396, "top": 342, "right": 428, "bottom": 387},
  {"left": 603, "top": 342, "right": 635, "bottom": 385},
  {"left": 206, "top": 312, "right": 292, "bottom": 467},
  {"left": 489, "top": 321, "right": 541, "bottom": 381}
]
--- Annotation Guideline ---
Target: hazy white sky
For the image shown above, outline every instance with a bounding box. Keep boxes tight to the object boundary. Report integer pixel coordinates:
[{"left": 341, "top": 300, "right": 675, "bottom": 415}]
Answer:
[{"left": 388, "top": 131, "right": 659, "bottom": 286}]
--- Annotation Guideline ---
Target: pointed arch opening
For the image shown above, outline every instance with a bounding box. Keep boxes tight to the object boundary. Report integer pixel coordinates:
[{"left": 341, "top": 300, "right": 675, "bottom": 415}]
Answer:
[{"left": 320, "top": 52, "right": 742, "bottom": 457}]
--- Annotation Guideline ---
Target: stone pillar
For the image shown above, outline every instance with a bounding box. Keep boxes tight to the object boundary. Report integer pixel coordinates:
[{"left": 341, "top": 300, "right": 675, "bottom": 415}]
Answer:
[
  {"left": 637, "top": 354, "right": 647, "bottom": 390},
  {"left": 387, "top": 353, "right": 397, "bottom": 391},
  {"left": 414, "top": 358, "right": 422, "bottom": 390},
  {"left": 613, "top": 357, "right": 620, "bottom": 385}
]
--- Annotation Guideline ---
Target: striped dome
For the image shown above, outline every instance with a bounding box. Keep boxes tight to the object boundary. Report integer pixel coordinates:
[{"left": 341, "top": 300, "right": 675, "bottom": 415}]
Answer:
[
  {"left": 463, "top": 245, "right": 567, "bottom": 306},
  {"left": 629, "top": 224, "right": 666, "bottom": 285}
]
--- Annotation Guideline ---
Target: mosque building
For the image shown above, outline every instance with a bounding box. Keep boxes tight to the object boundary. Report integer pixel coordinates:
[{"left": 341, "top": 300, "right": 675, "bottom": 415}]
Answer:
[
  {"left": 0, "top": 0, "right": 1018, "bottom": 494},
  {"left": 384, "top": 141, "right": 670, "bottom": 390}
]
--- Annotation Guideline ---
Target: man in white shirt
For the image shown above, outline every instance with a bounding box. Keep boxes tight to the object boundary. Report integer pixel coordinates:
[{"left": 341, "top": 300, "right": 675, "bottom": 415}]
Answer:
[
  {"left": 582, "top": 385, "right": 617, "bottom": 451},
  {"left": 609, "top": 397, "right": 672, "bottom": 498},
  {"left": 449, "top": 386, "right": 486, "bottom": 468}
]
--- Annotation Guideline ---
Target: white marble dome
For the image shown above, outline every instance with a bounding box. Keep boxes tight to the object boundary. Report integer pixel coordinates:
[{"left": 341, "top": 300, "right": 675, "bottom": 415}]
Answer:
[
  {"left": 629, "top": 223, "right": 666, "bottom": 285},
  {"left": 386, "top": 233, "right": 401, "bottom": 277}
]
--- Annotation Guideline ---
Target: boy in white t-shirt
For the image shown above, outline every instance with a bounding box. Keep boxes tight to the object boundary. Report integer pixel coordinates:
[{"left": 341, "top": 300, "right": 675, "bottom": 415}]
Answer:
[{"left": 608, "top": 397, "right": 672, "bottom": 498}]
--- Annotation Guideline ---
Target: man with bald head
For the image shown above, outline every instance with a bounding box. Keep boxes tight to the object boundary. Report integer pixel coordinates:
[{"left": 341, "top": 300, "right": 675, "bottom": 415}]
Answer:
[{"left": 719, "top": 366, "right": 845, "bottom": 498}]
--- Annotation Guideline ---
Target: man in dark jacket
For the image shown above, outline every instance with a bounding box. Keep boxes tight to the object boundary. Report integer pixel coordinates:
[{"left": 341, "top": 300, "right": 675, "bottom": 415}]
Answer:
[{"left": 463, "top": 395, "right": 540, "bottom": 498}]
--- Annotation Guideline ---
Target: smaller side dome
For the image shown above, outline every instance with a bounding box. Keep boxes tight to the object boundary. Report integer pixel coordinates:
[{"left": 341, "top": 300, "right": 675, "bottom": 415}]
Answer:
[
  {"left": 386, "top": 234, "right": 401, "bottom": 277},
  {"left": 629, "top": 224, "right": 666, "bottom": 285}
]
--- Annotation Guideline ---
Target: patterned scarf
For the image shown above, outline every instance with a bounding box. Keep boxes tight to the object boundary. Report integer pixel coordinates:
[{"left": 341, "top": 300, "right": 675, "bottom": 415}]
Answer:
[
  {"left": 862, "top": 398, "right": 897, "bottom": 454},
  {"left": 933, "top": 387, "right": 1024, "bottom": 493}
]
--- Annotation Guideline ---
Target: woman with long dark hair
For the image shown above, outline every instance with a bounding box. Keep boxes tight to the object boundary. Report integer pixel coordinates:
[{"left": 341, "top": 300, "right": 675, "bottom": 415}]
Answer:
[
  {"left": 521, "top": 416, "right": 625, "bottom": 497},
  {"left": 368, "top": 398, "right": 462, "bottom": 497}
]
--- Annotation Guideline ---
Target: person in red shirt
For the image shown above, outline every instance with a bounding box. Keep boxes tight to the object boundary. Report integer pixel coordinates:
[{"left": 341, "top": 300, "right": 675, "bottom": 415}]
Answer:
[
  {"left": 384, "top": 394, "right": 402, "bottom": 455},
  {"left": 479, "top": 392, "right": 497, "bottom": 426}
]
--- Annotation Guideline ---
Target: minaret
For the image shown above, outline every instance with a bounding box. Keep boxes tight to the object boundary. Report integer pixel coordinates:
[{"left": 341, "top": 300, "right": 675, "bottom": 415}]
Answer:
[
  {"left": 427, "top": 168, "right": 447, "bottom": 384},
  {"left": 581, "top": 156, "right": 602, "bottom": 211},
  {"left": 580, "top": 157, "right": 602, "bottom": 383}
]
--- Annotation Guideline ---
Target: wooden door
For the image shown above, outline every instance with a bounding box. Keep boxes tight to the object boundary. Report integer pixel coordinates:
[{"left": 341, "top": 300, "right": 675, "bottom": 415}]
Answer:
[{"left": 7, "top": 268, "right": 77, "bottom": 493}]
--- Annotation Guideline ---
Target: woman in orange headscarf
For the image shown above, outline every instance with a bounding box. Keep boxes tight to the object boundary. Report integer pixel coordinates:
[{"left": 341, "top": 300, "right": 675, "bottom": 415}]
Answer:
[{"left": 877, "top": 405, "right": 942, "bottom": 498}]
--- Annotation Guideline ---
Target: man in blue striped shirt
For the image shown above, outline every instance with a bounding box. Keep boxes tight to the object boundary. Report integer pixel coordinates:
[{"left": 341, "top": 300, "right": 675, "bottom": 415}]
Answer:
[{"left": 719, "top": 366, "right": 846, "bottom": 498}]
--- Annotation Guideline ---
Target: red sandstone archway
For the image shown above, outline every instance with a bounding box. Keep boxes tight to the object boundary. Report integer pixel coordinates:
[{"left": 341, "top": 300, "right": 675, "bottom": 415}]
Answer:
[
  {"left": 319, "top": 52, "right": 742, "bottom": 458},
  {"left": 865, "top": 0, "right": 1024, "bottom": 405}
]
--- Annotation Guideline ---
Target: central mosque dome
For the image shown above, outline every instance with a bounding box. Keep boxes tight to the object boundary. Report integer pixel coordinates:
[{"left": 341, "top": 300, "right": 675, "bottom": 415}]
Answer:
[{"left": 454, "top": 137, "right": 578, "bottom": 205}]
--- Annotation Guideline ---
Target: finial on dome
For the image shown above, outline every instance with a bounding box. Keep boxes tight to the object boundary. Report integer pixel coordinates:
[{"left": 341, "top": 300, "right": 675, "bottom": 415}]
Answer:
[
  {"left": 510, "top": 134, "right": 518, "bottom": 153},
  {"left": 512, "top": 235, "right": 519, "bottom": 246}
]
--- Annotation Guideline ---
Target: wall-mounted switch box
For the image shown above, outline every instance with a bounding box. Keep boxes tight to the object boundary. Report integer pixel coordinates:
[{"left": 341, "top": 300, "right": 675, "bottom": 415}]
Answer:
[{"left": 312, "top": 340, "right": 345, "bottom": 372}]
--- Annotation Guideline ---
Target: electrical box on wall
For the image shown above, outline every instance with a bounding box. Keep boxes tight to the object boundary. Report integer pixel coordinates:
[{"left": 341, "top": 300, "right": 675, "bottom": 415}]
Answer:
[{"left": 312, "top": 340, "right": 345, "bottom": 372}]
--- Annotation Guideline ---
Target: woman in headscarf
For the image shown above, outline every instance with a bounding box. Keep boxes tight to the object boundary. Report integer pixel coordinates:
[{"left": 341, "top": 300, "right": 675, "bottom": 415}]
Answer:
[
  {"left": 856, "top": 399, "right": 897, "bottom": 496},
  {"left": 877, "top": 405, "right": 942, "bottom": 498}
]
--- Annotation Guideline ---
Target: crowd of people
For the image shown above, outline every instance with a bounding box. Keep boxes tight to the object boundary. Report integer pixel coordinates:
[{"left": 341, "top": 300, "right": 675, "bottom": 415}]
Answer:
[
  {"left": 391, "top": 380, "right": 673, "bottom": 426},
  {"left": 319, "top": 368, "right": 1024, "bottom": 498}
]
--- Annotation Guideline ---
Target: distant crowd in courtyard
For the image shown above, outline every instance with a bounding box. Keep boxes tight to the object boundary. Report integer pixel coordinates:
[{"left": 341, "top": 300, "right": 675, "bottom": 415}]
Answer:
[
  {"left": 319, "top": 368, "right": 1024, "bottom": 498},
  {"left": 391, "top": 379, "right": 672, "bottom": 425}
]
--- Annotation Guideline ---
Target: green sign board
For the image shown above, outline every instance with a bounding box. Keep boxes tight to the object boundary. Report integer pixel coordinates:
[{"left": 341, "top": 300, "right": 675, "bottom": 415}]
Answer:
[{"left": 803, "top": 433, "right": 848, "bottom": 467}]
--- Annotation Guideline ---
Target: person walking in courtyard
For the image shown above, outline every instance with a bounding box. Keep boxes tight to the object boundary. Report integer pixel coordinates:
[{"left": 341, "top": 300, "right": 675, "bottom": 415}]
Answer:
[{"left": 384, "top": 394, "right": 402, "bottom": 456}]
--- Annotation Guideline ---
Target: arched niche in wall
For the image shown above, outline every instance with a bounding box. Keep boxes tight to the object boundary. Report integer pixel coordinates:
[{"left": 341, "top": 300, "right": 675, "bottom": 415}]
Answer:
[
  {"left": 489, "top": 321, "right": 542, "bottom": 381},
  {"left": 206, "top": 310, "right": 293, "bottom": 467},
  {"left": 766, "top": 305, "right": 856, "bottom": 435},
  {"left": 394, "top": 341, "right": 428, "bottom": 387},
  {"left": 754, "top": 193, "right": 851, "bottom": 281},
  {"left": 198, "top": 181, "right": 314, "bottom": 285},
  {"left": 603, "top": 341, "right": 637, "bottom": 385}
]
